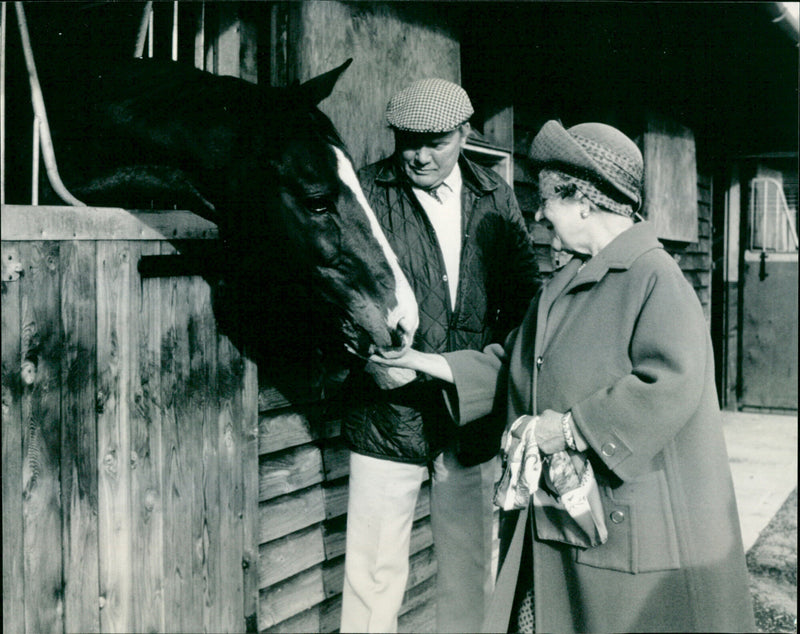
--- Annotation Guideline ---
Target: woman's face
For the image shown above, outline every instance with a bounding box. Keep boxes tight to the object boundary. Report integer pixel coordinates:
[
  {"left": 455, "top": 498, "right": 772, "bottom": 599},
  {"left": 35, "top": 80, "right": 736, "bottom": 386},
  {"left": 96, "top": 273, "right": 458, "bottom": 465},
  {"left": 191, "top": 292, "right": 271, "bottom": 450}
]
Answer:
[{"left": 535, "top": 189, "right": 588, "bottom": 254}]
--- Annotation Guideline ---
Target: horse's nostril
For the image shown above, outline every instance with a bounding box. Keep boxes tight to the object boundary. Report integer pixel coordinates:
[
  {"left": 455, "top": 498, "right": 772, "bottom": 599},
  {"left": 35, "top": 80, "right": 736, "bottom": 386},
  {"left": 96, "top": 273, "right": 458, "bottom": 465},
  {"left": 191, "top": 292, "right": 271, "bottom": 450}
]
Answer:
[{"left": 390, "top": 327, "right": 404, "bottom": 349}]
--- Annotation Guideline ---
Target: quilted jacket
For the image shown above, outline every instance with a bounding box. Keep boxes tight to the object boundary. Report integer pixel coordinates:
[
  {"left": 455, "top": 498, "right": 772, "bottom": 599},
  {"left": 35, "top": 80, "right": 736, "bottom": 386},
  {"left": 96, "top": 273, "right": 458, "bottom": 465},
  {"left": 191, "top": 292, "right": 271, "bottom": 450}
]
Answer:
[{"left": 340, "top": 154, "right": 539, "bottom": 465}]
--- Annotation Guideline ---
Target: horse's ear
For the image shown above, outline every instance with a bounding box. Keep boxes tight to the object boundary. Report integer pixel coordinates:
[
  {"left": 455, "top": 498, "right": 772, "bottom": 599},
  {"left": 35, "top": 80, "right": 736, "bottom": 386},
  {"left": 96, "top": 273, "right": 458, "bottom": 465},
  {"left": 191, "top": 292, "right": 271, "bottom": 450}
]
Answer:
[{"left": 296, "top": 58, "right": 353, "bottom": 105}]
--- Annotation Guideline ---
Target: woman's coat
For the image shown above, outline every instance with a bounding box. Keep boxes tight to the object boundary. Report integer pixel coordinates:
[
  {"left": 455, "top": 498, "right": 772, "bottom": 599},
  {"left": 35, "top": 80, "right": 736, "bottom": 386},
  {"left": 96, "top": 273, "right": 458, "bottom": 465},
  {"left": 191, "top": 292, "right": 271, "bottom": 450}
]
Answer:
[{"left": 445, "top": 222, "right": 755, "bottom": 632}]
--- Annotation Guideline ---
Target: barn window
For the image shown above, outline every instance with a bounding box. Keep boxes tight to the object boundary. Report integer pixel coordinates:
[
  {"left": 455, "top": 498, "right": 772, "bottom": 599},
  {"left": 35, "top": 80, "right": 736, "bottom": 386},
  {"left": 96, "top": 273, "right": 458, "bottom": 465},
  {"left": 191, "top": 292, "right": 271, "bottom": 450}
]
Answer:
[{"left": 748, "top": 168, "right": 799, "bottom": 253}]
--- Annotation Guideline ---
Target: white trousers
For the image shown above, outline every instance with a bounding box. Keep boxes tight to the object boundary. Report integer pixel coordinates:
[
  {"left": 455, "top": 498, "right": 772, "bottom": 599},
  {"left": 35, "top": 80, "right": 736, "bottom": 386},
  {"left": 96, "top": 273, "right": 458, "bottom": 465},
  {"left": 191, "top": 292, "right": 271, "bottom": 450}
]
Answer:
[{"left": 340, "top": 450, "right": 496, "bottom": 633}]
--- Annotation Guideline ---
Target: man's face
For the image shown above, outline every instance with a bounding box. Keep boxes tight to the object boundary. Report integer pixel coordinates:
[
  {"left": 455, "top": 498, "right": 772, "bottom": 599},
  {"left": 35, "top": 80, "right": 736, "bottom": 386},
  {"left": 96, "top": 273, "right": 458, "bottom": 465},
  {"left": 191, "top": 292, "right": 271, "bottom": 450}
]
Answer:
[{"left": 395, "top": 125, "right": 469, "bottom": 190}]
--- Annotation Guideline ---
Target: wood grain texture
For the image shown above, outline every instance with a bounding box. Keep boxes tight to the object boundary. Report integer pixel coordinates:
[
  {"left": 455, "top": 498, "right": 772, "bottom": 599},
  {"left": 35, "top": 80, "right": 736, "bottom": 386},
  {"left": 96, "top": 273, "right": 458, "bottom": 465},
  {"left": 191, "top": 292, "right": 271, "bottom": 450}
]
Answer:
[
  {"left": 2, "top": 242, "right": 25, "bottom": 633},
  {"left": 259, "top": 444, "right": 324, "bottom": 502},
  {"left": 60, "top": 240, "right": 101, "bottom": 633},
  {"left": 96, "top": 240, "right": 134, "bottom": 632},
  {"left": 258, "top": 564, "right": 325, "bottom": 630},
  {"left": 295, "top": 1, "right": 460, "bottom": 170},
  {"left": 260, "top": 485, "right": 326, "bottom": 544},
  {"left": 643, "top": 114, "right": 699, "bottom": 242},
  {"left": 159, "top": 254, "right": 202, "bottom": 633},
  {"left": 20, "top": 241, "right": 65, "bottom": 633},
  {"left": 2, "top": 205, "right": 218, "bottom": 241},
  {"left": 129, "top": 242, "right": 165, "bottom": 633},
  {"left": 258, "top": 525, "right": 326, "bottom": 588}
]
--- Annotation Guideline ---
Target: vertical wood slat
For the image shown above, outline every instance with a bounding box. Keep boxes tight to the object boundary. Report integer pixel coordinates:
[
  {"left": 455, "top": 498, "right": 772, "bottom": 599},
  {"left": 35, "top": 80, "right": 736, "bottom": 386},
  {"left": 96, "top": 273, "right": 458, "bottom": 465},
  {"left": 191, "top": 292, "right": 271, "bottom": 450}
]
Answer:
[
  {"left": 160, "top": 250, "right": 202, "bottom": 633},
  {"left": 2, "top": 242, "right": 25, "bottom": 633},
  {"left": 241, "top": 356, "right": 260, "bottom": 630},
  {"left": 60, "top": 240, "right": 100, "bottom": 633},
  {"left": 20, "top": 241, "right": 64, "bottom": 633},
  {"left": 96, "top": 241, "right": 133, "bottom": 632},
  {"left": 130, "top": 242, "right": 164, "bottom": 633}
]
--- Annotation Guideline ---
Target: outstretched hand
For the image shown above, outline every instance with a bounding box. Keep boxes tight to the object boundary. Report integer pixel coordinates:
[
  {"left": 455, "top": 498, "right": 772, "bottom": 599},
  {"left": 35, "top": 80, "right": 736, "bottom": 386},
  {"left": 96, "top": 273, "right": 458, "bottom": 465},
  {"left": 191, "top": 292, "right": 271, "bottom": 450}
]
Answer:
[{"left": 369, "top": 349, "right": 454, "bottom": 383}]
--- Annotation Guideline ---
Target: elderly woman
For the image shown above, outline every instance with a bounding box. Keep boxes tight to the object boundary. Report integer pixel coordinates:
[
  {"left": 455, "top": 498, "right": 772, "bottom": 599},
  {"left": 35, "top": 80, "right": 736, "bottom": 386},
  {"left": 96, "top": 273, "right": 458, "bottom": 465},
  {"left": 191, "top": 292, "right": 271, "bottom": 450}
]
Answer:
[{"left": 372, "top": 120, "right": 756, "bottom": 632}]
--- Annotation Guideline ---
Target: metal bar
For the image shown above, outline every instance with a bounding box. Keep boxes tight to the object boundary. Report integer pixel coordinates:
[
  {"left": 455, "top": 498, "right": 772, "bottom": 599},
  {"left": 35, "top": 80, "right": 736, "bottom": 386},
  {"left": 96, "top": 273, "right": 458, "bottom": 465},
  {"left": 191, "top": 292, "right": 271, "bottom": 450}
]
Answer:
[
  {"left": 14, "top": 1, "right": 84, "bottom": 206},
  {"left": 148, "top": 7, "right": 154, "bottom": 58},
  {"left": 31, "top": 116, "right": 39, "bottom": 205},
  {"left": 172, "top": 1, "right": 178, "bottom": 61},
  {"left": 134, "top": 1, "right": 152, "bottom": 58},
  {"left": 1, "top": 1, "right": 6, "bottom": 206}
]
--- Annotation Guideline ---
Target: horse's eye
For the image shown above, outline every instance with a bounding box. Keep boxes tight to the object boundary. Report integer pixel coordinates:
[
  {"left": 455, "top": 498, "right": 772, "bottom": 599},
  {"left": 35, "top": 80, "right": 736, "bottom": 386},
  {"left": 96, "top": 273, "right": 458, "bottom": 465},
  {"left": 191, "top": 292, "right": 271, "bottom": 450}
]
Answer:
[{"left": 305, "top": 196, "right": 335, "bottom": 215}]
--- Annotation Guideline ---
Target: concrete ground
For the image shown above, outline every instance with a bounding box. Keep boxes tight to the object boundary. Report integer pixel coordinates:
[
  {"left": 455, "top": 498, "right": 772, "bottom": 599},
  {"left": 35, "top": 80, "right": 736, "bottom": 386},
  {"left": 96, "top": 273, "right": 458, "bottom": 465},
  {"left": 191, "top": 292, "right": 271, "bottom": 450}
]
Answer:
[
  {"left": 722, "top": 410, "right": 798, "bottom": 633},
  {"left": 721, "top": 411, "right": 797, "bottom": 551}
]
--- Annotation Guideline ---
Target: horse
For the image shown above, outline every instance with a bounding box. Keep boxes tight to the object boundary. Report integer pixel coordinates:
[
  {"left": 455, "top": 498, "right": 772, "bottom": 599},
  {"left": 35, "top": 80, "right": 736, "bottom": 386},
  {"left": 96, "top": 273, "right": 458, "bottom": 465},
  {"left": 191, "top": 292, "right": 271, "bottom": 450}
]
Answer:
[{"left": 10, "top": 53, "right": 419, "bottom": 372}]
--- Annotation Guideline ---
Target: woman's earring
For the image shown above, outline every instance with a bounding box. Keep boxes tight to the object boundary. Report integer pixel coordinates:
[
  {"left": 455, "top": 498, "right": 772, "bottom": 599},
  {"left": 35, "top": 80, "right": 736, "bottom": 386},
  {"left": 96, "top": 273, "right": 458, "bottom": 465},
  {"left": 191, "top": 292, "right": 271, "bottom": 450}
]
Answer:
[{"left": 580, "top": 209, "right": 590, "bottom": 219}]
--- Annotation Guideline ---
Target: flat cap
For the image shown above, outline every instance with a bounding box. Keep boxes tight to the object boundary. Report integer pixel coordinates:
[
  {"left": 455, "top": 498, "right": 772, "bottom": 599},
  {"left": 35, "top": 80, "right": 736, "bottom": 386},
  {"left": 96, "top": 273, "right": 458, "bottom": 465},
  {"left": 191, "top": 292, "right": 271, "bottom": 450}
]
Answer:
[
  {"left": 529, "top": 120, "right": 643, "bottom": 210},
  {"left": 386, "top": 78, "right": 474, "bottom": 133}
]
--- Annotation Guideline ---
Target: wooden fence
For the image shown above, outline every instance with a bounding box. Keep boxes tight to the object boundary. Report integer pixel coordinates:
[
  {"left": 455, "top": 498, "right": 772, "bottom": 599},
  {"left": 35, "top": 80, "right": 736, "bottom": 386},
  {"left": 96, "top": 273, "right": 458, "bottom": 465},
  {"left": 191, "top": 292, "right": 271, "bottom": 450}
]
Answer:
[{"left": 1, "top": 205, "right": 259, "bottom": 633}]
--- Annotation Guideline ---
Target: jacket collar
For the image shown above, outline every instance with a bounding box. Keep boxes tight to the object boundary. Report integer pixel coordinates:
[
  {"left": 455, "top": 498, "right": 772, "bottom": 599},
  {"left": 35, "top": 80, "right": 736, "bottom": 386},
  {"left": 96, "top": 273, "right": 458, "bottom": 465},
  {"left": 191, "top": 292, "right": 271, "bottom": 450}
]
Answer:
[
  {"left": 565, "top": 221, "right": 663, "bottom": 291},
  {"left": 374, "top": 154, "right": 498, "bottom": 194}
]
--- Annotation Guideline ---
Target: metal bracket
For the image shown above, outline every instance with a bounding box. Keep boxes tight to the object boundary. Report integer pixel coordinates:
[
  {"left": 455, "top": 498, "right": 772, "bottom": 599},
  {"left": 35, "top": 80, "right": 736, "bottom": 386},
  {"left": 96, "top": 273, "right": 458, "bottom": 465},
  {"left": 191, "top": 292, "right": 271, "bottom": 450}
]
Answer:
[{"left": 2, "top": 251, "right": 23, "bottom": 282}]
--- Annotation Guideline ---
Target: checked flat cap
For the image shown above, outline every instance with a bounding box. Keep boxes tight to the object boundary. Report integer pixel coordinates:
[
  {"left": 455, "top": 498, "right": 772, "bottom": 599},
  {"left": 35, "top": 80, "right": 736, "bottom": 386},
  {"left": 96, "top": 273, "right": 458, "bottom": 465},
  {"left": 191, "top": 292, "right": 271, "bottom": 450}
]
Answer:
[{"left": 386, "top": 78, "right": 474, "bottom": 133}]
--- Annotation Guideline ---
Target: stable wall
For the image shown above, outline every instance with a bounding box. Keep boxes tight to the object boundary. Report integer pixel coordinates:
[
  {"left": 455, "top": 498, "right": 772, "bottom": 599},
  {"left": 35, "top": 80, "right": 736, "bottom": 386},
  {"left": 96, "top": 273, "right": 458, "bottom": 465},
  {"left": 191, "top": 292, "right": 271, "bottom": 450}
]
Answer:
[{"left": 1, "top": 206, "right": 259, "bottom": 633}]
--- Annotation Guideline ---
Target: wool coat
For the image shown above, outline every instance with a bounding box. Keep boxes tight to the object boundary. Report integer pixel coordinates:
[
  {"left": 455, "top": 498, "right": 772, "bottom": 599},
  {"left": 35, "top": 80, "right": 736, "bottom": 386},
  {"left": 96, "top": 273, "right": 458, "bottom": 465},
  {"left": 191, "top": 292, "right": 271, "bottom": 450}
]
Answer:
[{"left": 445, "top": 222, "right": 755, "bottom": 633}]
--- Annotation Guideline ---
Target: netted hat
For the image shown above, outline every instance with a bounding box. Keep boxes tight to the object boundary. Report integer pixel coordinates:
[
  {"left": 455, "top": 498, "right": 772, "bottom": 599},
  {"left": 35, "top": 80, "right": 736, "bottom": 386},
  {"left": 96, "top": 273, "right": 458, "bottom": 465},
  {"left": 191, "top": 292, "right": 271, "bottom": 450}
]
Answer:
[
  {"left": 386, "top": 78, "right": 474, "bottom": 133},
  {"left": 529, "top": 120, "right": 643, "bottom": 214}
]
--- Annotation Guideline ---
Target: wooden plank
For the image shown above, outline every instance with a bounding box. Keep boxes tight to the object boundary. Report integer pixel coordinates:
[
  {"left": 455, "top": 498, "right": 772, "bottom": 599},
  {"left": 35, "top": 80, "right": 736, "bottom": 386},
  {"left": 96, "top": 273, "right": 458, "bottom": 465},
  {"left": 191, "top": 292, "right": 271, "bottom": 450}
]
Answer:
[
  {"left": 129, "top": 242, "right": 165, "bottom": 633},
  {"left": 241, "top": 357, "right": 261, "bottom": 631},
  {"left": 321, "top": 439, "right": 350, "bottom": 481},
  {"left": 258, "top": 565, "right": 325, "bottom": 630},
  {"left": 2, "top": 205, "right": 218, "bottom": 241},
  {"left": 197, "top": 275, "right": 223, "bottom": 633},
  {"left": 259, "top": 444, "right": 324, "bottom": 502},
  {"left": 60, "top": 240, "right": 101, "bottom": 633},
  {"left": 20, "top": 241, "right": 65, "bottom": 633},
  {"left": 159, "top": 254, "right": 203, "bottom": 633},
  {"left": 259, "top": 525, "right": 326, "bottom": 588},
  {"left": 259, "top": 485, "right": 326, "bottom": 544},
  {"left": 1, "top": 242, "right": 25, "bottom": 633},
  {"left": 96, "top": 241, "right": 134, "bottom": 632},
  {"left": 216, "top": 331, "right": 251, "bottom": 631},
  {"left": 259, "top": 410, "right": 315, "bottom": 454},
  {"left": 262, "top": 606, "right": 321, "bottom": 634},
  {"left": 642, "top": 114, "right": 699, "bottom": 242}
]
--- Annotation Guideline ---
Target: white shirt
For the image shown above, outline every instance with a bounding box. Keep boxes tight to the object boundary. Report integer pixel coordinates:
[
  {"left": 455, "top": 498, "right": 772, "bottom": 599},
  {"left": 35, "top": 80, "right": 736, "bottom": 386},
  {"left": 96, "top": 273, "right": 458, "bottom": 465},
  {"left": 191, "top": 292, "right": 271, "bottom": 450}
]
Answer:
[{"left": 412, "top": 164, "right": 463, "bottom": 309}]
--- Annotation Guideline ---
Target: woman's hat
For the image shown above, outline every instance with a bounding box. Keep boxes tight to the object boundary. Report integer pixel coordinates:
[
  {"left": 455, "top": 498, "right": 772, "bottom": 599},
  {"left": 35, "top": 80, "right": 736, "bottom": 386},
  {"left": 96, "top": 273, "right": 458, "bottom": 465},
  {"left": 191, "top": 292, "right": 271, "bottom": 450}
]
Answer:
[
  {"left": 386, "top": 78, "right": 474, "bottom": 133},
  {"left": 529, "top": 120, "right": 643, "bottom": 210}
]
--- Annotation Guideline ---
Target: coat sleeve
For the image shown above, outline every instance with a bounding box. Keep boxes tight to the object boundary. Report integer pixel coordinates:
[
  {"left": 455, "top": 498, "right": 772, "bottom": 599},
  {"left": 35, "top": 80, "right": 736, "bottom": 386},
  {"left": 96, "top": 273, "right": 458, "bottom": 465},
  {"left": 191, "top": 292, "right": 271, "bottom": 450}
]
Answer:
[
  {"left": 570, "top": 261, "right": 710, "bottom": 481},
  {"left": 442, "top": 324, "right": 518, "bottom": 425}
]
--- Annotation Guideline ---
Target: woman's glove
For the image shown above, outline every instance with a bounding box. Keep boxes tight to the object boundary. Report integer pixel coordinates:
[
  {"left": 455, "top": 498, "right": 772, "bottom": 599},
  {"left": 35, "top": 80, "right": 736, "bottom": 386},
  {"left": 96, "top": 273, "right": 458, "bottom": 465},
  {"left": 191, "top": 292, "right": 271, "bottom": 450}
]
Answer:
[{"left": 534, "top": 409, "right": 568, "bottom": 454}]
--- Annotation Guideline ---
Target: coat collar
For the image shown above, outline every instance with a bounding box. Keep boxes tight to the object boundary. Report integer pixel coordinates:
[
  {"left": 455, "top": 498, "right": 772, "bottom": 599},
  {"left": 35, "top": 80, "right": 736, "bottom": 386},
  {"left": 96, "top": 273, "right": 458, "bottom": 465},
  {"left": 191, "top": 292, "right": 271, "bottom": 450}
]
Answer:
[
  {"left": 564, "top": 221, "right": 663, "bottom": 292},
  {"left": 374, "top": 154, "right": 499, "bottom": 194}
]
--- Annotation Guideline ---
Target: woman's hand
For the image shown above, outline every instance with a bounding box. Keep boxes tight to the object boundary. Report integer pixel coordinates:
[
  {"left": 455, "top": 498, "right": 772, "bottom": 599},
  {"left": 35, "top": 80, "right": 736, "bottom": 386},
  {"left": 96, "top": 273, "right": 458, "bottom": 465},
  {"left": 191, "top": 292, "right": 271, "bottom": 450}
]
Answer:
[
  {"left": 535, "top": 409, "right": 567, "bottom": 454},
  {"left": 369, "top": 349, "right": 454, "bottom": 383}
]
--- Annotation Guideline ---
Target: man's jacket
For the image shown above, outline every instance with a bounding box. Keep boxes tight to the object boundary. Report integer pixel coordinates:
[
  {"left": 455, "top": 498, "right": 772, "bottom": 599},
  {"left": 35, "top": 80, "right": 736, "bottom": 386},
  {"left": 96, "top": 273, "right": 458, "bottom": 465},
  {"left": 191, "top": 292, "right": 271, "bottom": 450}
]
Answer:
[{"left": 341, "top": 154, "right": 539, "bottom": 465}]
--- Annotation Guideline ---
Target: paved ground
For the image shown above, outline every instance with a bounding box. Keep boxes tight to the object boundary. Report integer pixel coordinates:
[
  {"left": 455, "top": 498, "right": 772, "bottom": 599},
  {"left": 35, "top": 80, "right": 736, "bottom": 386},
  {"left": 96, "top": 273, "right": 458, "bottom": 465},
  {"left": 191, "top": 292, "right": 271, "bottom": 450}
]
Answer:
[{"left": 722, "top": 411, "right": 798, "bottom": 633}]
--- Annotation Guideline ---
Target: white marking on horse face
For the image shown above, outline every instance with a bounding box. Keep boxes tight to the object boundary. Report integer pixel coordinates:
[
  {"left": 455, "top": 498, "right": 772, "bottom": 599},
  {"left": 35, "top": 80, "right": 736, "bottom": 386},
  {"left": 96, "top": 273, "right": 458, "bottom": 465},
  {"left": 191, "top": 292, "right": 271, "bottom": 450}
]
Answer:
[{"left": 333, "top": 147, "right": 419, "bottom": 349}]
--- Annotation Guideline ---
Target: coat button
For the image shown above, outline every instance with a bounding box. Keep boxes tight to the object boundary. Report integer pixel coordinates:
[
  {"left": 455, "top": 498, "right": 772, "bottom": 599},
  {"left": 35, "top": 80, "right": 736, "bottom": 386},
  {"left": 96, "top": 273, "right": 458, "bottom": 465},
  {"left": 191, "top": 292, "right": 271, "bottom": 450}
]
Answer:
[
  {"left": 536, "top": 356, "right": 543, "bottom": 369},
  {"left": 610, "top": 509, "right": 626, "bottom": 524},
  {"left": 601, "top": 442, "right": 617, "bottom": 457},
  {"left": 442, "top": 274, "right": 448, "bottom": 282}
]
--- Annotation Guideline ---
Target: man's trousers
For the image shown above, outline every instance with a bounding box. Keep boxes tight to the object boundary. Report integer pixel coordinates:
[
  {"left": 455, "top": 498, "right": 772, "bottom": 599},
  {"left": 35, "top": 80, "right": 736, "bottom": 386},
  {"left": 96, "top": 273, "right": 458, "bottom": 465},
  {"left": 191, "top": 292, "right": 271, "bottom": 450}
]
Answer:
[{"left": 340, "top": 450, "right": 496, "bottom": 633}]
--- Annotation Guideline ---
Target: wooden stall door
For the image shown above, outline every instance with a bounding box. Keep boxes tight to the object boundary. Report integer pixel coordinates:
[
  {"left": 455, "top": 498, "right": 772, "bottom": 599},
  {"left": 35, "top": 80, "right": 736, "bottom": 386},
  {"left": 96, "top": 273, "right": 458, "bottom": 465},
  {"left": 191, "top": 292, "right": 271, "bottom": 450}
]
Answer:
[{"left": 2, "top": 207, "right": 259, "bottom": 634}]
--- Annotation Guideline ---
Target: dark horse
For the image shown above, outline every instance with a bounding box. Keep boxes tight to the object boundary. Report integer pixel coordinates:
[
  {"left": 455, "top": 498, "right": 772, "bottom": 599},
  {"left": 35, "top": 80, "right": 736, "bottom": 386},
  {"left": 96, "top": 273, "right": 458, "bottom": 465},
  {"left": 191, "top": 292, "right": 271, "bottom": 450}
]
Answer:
[{"left": 13, "top": 53, "right": 418, "bottom": 372}]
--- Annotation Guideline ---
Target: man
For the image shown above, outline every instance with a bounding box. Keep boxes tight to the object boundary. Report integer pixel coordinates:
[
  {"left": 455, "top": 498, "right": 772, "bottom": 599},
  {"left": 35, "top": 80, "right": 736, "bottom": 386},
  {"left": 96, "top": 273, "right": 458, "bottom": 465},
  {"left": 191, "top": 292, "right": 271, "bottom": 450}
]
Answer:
[{"left": 339, "top": 78, "right": 539, "bottom": 633}]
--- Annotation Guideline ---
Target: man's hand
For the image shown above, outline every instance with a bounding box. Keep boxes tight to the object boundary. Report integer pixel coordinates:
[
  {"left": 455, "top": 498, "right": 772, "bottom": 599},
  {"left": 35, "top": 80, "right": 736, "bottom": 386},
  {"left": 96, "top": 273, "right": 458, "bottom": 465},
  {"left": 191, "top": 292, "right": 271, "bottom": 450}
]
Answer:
[{"left": 368, "top": 349, "right": 454, "bottom": 383}]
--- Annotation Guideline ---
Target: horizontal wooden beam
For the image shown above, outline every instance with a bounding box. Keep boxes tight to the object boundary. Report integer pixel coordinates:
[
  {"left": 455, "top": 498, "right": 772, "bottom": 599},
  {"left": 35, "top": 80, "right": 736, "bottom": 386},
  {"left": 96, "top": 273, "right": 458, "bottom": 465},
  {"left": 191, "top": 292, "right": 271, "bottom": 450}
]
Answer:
[{"left": 1, "top": 205, "right": 218, "bottom": 241}]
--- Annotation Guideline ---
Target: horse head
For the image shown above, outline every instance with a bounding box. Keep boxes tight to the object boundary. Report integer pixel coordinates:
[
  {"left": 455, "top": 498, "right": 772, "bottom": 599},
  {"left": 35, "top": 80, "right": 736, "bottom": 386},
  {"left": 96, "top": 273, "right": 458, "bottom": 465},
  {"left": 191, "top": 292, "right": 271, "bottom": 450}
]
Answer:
[{"left": 34, "top": 57, "right": 418, "bottom": 363}]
